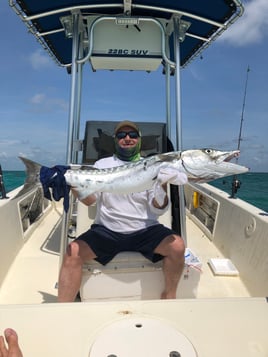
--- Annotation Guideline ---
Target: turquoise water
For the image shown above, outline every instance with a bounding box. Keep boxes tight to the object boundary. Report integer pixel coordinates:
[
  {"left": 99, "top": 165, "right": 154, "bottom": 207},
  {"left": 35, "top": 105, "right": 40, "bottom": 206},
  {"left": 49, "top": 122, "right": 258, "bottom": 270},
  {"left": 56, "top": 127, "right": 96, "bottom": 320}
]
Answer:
[
  {"left": 1, "top": 171, "right": 268, "bottom": 213},
  {"left": 210, "top": 172, "right": 268, "bottom": 213},
  {"left": 1, "top": 171, "right": 26, "bottom": 195}
]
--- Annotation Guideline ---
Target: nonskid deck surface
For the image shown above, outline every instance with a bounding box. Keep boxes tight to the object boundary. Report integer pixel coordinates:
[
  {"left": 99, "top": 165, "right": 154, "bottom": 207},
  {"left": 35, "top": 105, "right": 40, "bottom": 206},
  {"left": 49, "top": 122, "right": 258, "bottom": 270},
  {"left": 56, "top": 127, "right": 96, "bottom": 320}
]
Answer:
[
  {"left": 186, "top": 217, "right": 250, "bottom": 298},
  {"left": 0, "top": 206, "right": 250, "bottom": 305},
  {"left": 0, "top": 298, "right": 267, "bottom": 357}
]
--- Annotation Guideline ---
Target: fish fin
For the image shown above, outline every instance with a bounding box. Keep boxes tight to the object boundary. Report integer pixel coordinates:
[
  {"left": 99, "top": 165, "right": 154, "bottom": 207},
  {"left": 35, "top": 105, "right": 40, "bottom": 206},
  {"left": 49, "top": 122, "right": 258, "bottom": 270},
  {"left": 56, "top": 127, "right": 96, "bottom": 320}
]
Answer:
[
  {"left": 157, "top": 153, "right": 180, "bottom": 162},
  {"left": 80, "top": 165, "right": 98, "bottom": 171},
  {"left": 13, "top": 157, "right": 42, "bottom": 199}
]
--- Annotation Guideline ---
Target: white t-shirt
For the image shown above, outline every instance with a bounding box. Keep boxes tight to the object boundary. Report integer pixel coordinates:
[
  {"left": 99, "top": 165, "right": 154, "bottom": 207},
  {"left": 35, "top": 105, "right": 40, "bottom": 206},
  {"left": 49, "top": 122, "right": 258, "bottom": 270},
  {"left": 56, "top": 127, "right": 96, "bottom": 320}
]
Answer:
[{"left": 93, "top": 155, "right": 169, "bottom": 233}]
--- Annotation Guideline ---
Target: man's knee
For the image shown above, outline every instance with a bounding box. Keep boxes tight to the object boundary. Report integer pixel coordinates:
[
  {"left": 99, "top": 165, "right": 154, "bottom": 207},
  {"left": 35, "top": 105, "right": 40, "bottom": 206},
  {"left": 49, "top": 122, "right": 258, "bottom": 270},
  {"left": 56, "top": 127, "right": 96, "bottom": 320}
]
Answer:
[
  {"left": 62, "top": 241, "right": 83, "bottom": 268},
  {"left": 155, "top": 234, "right": 185, "bottom": 257},
  {"left": 66, "top": 239, "right": 97, "bottom": 262},
  {"left": 66, "top": 241, "right": 80, "bottom": 257},
  {"left": 169, "top": 235, "right": 185, "bottom": 258}
]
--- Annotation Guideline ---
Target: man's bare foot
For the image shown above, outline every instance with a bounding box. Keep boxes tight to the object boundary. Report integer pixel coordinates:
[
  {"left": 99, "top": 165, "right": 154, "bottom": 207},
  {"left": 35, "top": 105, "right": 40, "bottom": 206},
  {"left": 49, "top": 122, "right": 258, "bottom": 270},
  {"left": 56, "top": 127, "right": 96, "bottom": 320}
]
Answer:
[
  {"left": 161, "top": 291, "right": 176, "bottom": 299},
  {"left": 0, "top": 329, "right": 23, "bottom": 357}
]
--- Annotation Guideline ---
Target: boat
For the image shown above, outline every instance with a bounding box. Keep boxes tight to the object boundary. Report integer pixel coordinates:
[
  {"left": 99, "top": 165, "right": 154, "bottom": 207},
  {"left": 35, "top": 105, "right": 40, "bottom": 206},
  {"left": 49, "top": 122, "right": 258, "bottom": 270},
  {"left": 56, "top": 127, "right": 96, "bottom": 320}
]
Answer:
[{"left": 1, "top": 1, "right": 268, "bottom": 356}]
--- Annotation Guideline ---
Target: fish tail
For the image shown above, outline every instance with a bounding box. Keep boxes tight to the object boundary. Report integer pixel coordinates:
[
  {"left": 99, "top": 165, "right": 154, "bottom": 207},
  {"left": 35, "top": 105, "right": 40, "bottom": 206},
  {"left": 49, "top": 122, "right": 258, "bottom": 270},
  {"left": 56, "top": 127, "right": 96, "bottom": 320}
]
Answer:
[{"left": 13, "top": 157, "right": 42, "bottom": 199}]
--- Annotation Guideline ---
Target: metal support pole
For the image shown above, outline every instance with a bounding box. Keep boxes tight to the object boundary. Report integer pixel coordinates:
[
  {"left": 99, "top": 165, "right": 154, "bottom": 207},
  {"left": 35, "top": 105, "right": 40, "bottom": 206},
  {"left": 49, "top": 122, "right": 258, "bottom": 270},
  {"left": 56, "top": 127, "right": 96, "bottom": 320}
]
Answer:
[
  {"left": 165, "top": 33, "right": 172, "bottom": 140},
  {"left": 66, "top": 11, "right": 80, "bottom": 165},
  {"left": 59, "top": 11, "right": 80, "bottom": 272},
  {"left": 173, "top": 16, "right": 187, "bottom": 245},
  {"left": 72, "top": 32, "right": 84, "bottom": 164}
]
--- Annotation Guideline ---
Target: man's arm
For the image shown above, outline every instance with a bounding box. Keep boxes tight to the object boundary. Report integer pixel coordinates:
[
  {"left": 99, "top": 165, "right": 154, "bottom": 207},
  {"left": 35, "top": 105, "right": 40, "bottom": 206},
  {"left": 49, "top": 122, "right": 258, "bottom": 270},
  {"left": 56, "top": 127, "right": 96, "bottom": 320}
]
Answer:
[
  {"left": 152, "top": 183, "right": 168, "bottom": 209},
  {"left": 71, "top": 188, "right": 97, "bottom": 206}
]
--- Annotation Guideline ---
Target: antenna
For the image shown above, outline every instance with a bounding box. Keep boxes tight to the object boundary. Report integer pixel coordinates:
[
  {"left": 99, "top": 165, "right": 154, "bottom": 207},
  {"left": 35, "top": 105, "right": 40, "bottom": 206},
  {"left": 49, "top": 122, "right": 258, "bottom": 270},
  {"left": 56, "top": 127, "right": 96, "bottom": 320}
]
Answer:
[{"left": 231, "top": 66, "right": 250, "bottom": 198}]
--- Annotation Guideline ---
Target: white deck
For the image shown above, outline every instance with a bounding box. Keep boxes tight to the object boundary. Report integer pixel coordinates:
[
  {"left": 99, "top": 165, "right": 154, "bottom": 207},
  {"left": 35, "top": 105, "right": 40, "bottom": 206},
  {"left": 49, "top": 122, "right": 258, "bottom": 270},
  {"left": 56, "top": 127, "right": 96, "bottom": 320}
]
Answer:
[{"left": 0, "top": 298, "right": 267, "bottom": 357}]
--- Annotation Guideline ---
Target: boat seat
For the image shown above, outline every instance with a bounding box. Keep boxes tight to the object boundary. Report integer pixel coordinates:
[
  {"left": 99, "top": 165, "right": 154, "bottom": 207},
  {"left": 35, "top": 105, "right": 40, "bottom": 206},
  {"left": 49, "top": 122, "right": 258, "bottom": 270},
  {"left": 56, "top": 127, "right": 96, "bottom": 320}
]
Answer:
[{"left": 76, "top": 201, "right": 201, "bottom": 301}]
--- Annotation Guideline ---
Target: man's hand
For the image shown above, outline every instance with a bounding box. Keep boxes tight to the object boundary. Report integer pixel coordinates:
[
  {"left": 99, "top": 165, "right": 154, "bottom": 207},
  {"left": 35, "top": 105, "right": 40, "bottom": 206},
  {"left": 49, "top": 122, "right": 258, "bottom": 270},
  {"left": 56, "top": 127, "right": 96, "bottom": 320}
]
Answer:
[
  {"left": 157, "top": 167, "right": 188, "bottom": 186},
  {"left": 153, "top": 181, "right": 168, "bottom": 208},
  {"left": 153, "top": 168, "right": 187, "bottom": 207},
  {"left": 71, "top": 188, "right": 96, "bottom": 206}
]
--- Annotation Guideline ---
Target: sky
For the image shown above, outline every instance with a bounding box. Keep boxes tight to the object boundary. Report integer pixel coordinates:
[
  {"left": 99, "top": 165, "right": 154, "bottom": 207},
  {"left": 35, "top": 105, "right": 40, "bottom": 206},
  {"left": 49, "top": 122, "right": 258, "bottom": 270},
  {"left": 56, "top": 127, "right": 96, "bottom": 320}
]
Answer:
[{"left": 0, "top": 0, "right": 268, "bottom": 172}]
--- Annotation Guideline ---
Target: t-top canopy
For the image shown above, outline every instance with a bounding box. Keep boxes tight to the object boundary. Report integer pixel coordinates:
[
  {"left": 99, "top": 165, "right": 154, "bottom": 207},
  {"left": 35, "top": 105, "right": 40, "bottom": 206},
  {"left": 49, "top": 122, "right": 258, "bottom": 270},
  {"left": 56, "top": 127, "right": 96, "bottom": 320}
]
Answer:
[{"left": 10, "top": 0, "right": 243, "bottom": 68}]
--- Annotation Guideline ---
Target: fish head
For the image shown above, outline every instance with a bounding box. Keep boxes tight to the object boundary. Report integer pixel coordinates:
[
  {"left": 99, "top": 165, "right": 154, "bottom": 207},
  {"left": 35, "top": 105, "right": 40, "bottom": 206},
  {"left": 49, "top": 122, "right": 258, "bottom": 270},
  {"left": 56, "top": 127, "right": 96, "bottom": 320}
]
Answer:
[{"left": 181, "top": 148, "right": 249, "bottom": 182}]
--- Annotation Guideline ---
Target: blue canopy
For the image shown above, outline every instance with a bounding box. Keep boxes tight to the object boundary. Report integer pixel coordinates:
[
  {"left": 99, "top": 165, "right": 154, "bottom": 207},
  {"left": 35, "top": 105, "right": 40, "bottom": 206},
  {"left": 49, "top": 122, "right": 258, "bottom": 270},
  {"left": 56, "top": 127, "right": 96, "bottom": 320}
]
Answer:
[{"left": 10, "top": 0, "right": 243, "bottom": 68}]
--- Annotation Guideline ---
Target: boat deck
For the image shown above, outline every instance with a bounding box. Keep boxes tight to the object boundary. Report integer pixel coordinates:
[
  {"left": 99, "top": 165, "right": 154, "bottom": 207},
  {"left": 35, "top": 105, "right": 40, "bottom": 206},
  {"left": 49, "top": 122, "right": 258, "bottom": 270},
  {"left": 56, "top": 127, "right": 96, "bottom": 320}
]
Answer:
[
  {"left": 187, "top": 218, "right": 250, "bottom": 298},
  {"left": 0, "top": 203, "right": 250, "bottom": 305},
  {"left": 1, "top": 297, "right": 267, "bottom": 357},
  {"left": 0, "top": 196, "right": 265, "bottom": 357}
]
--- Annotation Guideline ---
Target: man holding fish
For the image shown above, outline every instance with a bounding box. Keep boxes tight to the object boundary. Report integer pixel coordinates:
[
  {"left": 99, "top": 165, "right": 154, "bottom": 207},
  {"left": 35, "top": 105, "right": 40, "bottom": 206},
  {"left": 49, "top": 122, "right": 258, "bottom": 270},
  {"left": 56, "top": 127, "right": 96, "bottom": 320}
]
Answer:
[
  {"left": 58, "top": 121, "right": 187, "bottom": 301},
  {"left": 17, "top": 120, "right": 247, "bottom": 301}
]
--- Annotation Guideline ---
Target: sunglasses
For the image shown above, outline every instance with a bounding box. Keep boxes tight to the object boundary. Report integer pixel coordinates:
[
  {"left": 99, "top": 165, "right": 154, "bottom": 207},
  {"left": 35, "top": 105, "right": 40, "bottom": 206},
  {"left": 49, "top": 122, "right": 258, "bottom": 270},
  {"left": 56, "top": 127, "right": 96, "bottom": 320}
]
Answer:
[{"left": 115, "top": 131, "right": 140, "bottom": 139}]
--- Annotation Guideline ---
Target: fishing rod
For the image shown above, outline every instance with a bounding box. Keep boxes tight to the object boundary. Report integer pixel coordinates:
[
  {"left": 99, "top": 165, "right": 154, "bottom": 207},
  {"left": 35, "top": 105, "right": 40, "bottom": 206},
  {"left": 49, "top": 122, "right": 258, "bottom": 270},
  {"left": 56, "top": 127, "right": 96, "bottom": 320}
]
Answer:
[
  {"left": 230, "top": 65, "right": 250, "bottom": 198},
  {"left": 0, "top": 164, "right": 8, "bottom": 199}
]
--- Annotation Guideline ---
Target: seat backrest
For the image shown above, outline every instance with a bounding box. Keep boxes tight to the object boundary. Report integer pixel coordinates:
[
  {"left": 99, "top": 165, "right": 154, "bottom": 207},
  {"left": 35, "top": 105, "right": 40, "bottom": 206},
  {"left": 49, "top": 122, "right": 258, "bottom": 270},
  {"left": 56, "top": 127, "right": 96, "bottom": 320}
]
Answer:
[
  {"left": 80, "top": 120, "right": 181, "bottom": 234},
  {"left": 82, "top": 121, "right": 167, "bottom": 164}
]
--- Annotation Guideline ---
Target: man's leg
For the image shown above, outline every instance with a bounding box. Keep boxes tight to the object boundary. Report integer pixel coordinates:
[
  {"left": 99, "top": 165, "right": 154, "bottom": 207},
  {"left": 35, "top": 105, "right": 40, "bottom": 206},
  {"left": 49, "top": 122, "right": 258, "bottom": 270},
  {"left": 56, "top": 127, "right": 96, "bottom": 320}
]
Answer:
[
  {"left": 58, "top": 240, "right": 96, "bottom": 302},
  {"left": 154, "top": 234, "right": 185, "bottom": 299},
  {"left": 0, "top": 328, "right": 23, "bottom": 357}
]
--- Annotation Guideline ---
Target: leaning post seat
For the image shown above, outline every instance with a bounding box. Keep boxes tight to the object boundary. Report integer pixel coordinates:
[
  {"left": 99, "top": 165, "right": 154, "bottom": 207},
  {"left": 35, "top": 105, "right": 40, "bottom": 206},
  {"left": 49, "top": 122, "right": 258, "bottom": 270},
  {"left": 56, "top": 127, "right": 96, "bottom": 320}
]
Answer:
[{"left": 82, "top": 121, "right": 167, "bottom": 164}]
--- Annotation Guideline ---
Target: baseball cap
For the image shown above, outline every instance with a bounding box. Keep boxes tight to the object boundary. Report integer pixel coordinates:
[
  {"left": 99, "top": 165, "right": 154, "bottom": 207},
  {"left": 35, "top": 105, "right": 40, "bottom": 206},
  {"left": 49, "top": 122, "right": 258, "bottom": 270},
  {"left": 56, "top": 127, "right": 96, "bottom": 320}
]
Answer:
[{"left": 114, "top": 121, "right": 140, "bottom": 135}]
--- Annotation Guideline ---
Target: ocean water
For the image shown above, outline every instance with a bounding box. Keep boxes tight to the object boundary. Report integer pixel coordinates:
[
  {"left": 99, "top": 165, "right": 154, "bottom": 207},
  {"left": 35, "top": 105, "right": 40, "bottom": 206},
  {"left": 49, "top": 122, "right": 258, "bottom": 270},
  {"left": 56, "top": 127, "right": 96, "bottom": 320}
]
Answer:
[
  {"left": 210, "top": 172, "right": 268, "bottom": 213},
  {"left": 1, "top": 171, "right": 26, "bottom": 195},
  {"left": 1, "top": 171, "right": 268, "bottom": 213}
]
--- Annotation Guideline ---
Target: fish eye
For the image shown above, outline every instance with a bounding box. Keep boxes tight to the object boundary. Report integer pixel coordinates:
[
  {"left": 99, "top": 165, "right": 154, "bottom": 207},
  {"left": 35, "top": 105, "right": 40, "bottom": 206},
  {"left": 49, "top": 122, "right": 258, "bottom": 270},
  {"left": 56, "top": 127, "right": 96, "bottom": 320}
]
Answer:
[{"left": 204, "top": 148, "right": 212, "bottom": 154}]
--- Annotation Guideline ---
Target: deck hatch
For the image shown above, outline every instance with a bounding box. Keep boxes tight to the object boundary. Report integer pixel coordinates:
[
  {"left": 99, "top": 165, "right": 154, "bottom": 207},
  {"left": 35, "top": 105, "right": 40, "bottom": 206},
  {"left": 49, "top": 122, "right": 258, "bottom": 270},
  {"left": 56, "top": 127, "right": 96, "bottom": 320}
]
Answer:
[{"left": 89, "top": 317, "right": 197, "bottom": 356}]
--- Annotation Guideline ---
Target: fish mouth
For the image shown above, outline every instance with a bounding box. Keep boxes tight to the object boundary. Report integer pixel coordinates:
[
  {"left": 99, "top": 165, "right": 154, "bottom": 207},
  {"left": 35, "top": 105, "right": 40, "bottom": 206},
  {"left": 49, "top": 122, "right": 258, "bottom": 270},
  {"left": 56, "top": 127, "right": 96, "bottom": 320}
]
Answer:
[
  {"left": 222, "top": 150, "right": 240, "bottom": 163},
  {"left": 214, "top": 150, "right": 240, "bottom": 164}
]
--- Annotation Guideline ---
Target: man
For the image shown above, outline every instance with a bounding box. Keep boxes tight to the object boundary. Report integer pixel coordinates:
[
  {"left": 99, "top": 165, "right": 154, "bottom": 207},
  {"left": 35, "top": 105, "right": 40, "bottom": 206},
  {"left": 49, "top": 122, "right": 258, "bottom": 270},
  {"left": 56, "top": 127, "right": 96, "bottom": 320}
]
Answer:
[{"left": 58, "top": 121, "right": 187, "bottom": 302}]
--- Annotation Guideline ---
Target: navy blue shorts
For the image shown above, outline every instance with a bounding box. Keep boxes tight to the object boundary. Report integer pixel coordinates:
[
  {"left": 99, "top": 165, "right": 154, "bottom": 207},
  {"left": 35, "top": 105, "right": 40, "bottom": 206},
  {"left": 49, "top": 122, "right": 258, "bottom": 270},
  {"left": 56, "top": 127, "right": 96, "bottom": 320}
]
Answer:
[{"left": 76, "top": 223, "right": 177, "bottom": 265}]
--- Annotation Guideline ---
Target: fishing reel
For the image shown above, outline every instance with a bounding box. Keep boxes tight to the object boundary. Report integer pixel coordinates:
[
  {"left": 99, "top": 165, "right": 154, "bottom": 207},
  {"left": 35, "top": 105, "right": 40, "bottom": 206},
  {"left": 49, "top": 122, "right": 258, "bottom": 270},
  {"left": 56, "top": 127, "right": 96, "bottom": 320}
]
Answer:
[
  {"left": 222, "top": 175, "right": 242, "bottom": 199},
  {"left": 230, "top": 177, "right": 241, "bottom": 198}
]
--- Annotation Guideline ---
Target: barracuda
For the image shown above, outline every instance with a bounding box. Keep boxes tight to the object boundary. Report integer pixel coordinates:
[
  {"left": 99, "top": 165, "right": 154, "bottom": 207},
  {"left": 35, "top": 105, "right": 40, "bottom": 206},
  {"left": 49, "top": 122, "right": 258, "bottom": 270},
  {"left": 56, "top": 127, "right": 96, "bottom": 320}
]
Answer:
[{"left": 16, "top": 149, "right": 248, "bottom": 201}]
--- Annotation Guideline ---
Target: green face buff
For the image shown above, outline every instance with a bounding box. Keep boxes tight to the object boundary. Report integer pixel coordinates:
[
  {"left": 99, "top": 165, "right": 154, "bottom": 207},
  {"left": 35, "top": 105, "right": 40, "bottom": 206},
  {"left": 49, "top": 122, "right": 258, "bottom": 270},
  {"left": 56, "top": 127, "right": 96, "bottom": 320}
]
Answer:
[{"left": 115, "top": 137, "right": 141, "bottom": 161}]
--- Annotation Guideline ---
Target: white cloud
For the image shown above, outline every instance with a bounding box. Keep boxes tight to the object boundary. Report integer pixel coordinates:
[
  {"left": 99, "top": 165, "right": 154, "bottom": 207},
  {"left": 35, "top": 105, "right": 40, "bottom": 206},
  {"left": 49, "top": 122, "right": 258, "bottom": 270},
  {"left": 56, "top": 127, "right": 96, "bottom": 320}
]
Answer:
[
  {"left": 50, "top": 98, "right": 69, "bottom": 111},
  {"left": 0, "top": 139, "right": 21, "bottom": 146},
  {"left": 29, "top": 49, "right": 51, "bottom": 70},
  {"left": 30, "top": 93, "right": 46, "bottom": 104},
  {"left": 29, "top": 93, "right": 68, "bottom": 112},
  {"left": 0, "top": 152, "right": 8, "bottom": 158},
  {"left": 219, "top": 0, "right": 268, "bottom": 46}
]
